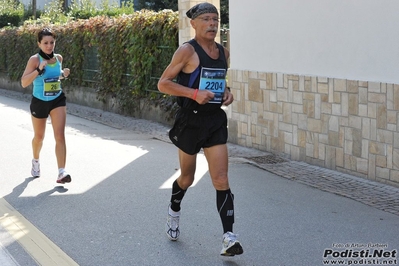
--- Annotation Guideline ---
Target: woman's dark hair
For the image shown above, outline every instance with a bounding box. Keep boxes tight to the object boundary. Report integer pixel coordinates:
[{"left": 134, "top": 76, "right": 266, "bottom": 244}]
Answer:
[{"left": 37, "top": 28, "right": 56, "bottom": 43}]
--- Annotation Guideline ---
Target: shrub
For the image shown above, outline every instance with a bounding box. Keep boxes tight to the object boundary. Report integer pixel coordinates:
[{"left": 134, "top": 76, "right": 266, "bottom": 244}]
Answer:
[
  {"left": 41, "top": 0, "right": 71, "bottom": 24},
  {"left": 0, "top": 0, "right": 24, "bottom": 27},
  {"left": 67, "top": 0, "right": 134, "bottom": 20},
  {"left": 0, "top": 10, "right": 178, "bottom": 114}
]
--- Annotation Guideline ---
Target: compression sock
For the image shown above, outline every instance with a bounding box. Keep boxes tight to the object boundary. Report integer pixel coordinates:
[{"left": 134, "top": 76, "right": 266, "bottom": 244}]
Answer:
[
  {"left": 217, "top": 189, "right": 235, "bottom": 233},
  {"left": 170, "top": 180, "right": 187, "bottom": 212}
]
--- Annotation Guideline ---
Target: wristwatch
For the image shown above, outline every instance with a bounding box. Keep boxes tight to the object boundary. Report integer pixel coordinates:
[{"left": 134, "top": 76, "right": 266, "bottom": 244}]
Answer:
[{"left": 36, "top": 67, "right": 44, "bottom": 75}]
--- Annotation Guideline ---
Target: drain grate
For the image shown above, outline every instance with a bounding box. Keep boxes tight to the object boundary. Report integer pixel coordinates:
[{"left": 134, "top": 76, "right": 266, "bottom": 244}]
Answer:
[{"left": 248, "top": 155, "right": 288, "bottom": 164}]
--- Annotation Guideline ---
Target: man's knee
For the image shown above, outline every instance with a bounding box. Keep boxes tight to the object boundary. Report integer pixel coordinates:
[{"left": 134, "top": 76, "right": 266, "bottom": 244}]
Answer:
[
  {"left": 211, "top": 174, "right": 229, "bottom": 190},
  {"left": 177, "top": 175, "right": 195, "bottom": 190}
]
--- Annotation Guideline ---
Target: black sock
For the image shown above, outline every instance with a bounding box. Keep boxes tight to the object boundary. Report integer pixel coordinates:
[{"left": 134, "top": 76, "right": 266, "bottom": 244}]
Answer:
[
  {"left": 217, "top": 189, "right": 235, "bottom": 233},
  {"left": 170, "top": 180, "right": 186, "bottom": 212}
]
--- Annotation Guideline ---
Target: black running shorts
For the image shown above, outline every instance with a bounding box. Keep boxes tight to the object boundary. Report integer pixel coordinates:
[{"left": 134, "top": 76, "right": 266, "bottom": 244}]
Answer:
[
  {"left": 30, "top": 92, "right": 66, "bottom": 118},
  {"left": 169, "top": 107, "right": 228, "bottom": 155}
]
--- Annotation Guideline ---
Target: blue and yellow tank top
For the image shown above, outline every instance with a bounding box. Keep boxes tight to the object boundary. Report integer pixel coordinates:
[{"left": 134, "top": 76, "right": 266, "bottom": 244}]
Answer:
[{"left": 32, "top": 55, "right": 63, "bottom": 101}]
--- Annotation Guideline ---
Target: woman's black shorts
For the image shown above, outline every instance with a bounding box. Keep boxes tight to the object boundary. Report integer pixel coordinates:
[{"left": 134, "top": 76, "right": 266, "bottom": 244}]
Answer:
[
  {"left": 169, "top": 107, "right": 228, "bottom": 155},
  {"left": 30, "top": 92, "right": 66, "bottom": 118}
]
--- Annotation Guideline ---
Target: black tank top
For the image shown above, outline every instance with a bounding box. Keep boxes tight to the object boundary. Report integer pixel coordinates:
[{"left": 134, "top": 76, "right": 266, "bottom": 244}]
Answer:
[{"left": 176, "top": 39, "right": 227, "bottom": 112}]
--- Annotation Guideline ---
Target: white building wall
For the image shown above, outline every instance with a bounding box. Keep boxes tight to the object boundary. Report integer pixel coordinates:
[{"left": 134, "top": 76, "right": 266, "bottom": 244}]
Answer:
[{"left": 230, "top": 0, "right": 399, "bottom": 84}]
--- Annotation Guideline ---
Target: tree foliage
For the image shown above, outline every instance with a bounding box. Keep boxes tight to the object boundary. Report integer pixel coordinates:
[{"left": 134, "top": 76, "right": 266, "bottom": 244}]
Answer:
[
  {"left": 135, "top": 0, "right": 229, "bottom": 25},
  {"left": 135, "top": 0, "right": 178, "bottom": 11},
  {"left": 220, "top": 0, "right": 228, "bottom": 26}
]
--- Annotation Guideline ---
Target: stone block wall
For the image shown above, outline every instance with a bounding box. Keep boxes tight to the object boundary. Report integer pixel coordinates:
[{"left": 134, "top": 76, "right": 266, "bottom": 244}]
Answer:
[{"left": 227, "top": 69, "right": 399, "bottom": 187}]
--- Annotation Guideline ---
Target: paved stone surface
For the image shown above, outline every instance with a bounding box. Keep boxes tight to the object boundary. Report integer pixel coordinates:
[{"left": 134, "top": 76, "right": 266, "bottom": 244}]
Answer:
[
  {"left": 1, "top": 88, "right": 398, "bottom": 219},
  {"left": 249, "top": 160, "right": 399, "bottom": 216}
]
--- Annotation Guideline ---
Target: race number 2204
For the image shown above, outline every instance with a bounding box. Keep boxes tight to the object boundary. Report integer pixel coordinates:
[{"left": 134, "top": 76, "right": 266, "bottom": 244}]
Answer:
[
  {"left": 204, "top": 81, "right": 224, "bottom": 91},
  {"left": 198, "top": 67, "right": 226, "bottom": 104}
]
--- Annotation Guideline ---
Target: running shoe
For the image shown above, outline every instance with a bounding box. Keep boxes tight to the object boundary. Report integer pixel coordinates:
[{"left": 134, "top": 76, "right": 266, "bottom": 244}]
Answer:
[
  {"left": 31, "top": 159, "right": 40, "bottom": 178},
  {"left": 57, "top": 171, "right": 71, "bottom": 184},
  {"left": 166, "top": 205, "right": 180, "bottom": 241},
  {"left": 220, "top": 231, "right": 244, "bottom": 256}
]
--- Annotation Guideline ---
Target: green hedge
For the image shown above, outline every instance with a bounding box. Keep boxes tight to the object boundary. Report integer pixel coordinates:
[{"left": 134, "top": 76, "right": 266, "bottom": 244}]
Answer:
[
  {"left": 0, "top": 13, "right": 23, "bottom": 28},
  {"left": 0, "top": 10, "right": 178, "bottom": 113},
  {"left": 0, "top": 0, "right": 24, "bottom": 27}
]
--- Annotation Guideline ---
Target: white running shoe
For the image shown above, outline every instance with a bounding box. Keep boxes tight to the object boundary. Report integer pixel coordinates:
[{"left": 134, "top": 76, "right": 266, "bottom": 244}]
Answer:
[
  {"left": 220, "top": 232, "right": 244, "bottom": 256},
  {"left": 57, "top": 171, "right": 71, "bottom": 184},
  {"left": 166, "top": 205, "right": 180, "bottom": 241},
  {"left": 31, "top": 159, "right": 40, "bottom": 178}
]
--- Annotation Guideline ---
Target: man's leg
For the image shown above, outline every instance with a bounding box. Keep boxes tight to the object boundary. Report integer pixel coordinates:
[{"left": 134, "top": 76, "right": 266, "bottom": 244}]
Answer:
[
  {"left": 204, "top": 144, "right": 243, "bottom": 256},
  {"left": 166, "top": 149, "right": 197, "bottom": 241},
  {"left": 204, "top": 144, "right": 233, "bottom": 232},
  {"left": 170, "top": 149, "right": 197, "bottom": 211}
]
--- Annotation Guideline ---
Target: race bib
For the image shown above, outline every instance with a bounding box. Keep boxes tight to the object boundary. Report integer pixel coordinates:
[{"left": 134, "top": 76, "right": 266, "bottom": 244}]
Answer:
[
  {"left": 43, "top": 78, "right": 61, "bottom": 97},
  {"left": 199, "top": 67, "right": 226, "bottom": 104}
]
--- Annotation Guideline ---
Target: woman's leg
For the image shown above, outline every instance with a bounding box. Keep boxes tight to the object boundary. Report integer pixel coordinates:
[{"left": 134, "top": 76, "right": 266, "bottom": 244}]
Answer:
[
  {"left": 49, "top": 106, "right": 67, "bottom": 169},
  {"left": 31, "top": 116, "right": 47, "bottom": 160}
]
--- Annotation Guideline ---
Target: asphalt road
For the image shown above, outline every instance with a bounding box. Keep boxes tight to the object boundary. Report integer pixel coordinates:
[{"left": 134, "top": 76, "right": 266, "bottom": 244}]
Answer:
[{"left": 0, "top": 93, "right": 398, "bottom": 266}]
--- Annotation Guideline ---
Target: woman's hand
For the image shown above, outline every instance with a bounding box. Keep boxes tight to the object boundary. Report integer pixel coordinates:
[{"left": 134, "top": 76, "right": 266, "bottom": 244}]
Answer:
[
  {"left": 38, "top": 61, "right": 47, "bottom": 71},
  {"left": 62, "top": 68, "right": 70, "bottom": 78}
]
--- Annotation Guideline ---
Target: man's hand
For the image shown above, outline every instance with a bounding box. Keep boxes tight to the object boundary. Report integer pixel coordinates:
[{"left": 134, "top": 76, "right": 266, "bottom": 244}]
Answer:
[
  {"left": 222, "top": 89, "right": 234, "bottom": 106},
  {"left": 195, "top": 89, "right": 215, "bottom": 104}
]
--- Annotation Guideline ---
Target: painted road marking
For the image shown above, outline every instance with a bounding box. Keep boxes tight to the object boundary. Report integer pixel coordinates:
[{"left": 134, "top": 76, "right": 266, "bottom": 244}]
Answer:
[{"left": 0, "top": 198, "right": 78, "bottom": 266}]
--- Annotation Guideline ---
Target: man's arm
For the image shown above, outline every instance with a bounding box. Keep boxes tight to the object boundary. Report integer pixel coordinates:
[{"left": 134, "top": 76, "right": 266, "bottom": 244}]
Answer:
[
  {"left": 158, "top": 44, "right": 197, "bottom": 99},
  {"left": 158, "top": 44, "right": 215, "bottom": 104}
]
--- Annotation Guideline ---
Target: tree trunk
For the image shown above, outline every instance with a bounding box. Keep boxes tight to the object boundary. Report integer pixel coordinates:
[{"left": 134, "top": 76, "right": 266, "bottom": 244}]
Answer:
[{"left": 32, "top": 0, "right": 36, "bottom": 19}]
